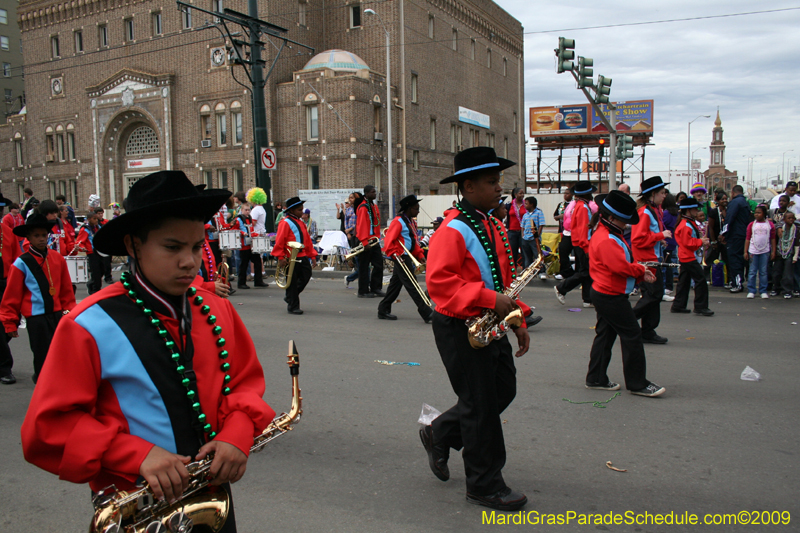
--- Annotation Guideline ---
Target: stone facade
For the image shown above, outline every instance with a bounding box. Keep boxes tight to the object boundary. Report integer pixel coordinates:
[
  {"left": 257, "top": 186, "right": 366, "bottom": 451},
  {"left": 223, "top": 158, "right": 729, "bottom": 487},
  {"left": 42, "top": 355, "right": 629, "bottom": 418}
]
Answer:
[{"left": 1, "top": 0, "right": 524, "bottom": 214}]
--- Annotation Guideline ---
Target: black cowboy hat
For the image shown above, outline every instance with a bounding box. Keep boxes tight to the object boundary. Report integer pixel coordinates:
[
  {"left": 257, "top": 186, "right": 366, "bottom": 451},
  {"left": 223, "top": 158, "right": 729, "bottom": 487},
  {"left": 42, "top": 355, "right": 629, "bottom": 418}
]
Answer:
[
  {"left": 399, "top": 194, "right": 421, "bottom": 212},
  {"left": 0, "top": 193, "right": 11, "bottom": 207},
  {"left": 679, "top": 197, "right": 701, "bottom": 210},
  {"left": 598, "top": 190, "right": 640, "bottom": 225},
  {"left": 93, "top": 170, "right": 231, "bottom": 256},
  {"left": 283, "top": 197, "right": 306, "bottom": 212},
  {"left": 440, "top": 147, "right": 516, "bottom": 184},
  {"left": 572, "top": 181, "right": 597, "bottom": 195},
  {"left": 13, "top": 213, "right": 54, "bottom": 237},
  {"left": 639, "top": 176, "right": 670, "bottom": 196}
]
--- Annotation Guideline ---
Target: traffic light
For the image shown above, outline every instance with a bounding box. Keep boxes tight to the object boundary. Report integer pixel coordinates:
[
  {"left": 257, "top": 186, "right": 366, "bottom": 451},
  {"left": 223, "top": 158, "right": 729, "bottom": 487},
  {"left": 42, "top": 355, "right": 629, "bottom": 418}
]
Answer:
[
  {"left": 596, "top": 75, "right": 612, "bottom": 104},
  {"left": 556, "top": 37, "right": 575, "bottom": 73},
  {"left": 577, "top": 57, "right": 593, "bottom": 88},
  {"left": 598, "top": 137, "right": 606, "bottom": 157},
  {"left": 616, "top": 134, "right": 633, "bottom": 160}
]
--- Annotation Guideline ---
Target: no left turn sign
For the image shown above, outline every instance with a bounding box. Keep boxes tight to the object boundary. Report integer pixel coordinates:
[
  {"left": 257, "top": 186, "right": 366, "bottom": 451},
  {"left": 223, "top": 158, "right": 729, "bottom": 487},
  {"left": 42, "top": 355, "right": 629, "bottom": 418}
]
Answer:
[{"left": 260, "top": 148, "right": 276, "bottom": 170}]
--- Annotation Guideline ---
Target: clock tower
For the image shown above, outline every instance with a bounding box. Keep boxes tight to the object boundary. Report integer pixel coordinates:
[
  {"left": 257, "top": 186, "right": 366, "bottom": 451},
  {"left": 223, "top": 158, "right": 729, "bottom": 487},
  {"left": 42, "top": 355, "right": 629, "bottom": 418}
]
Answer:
[{"left": 702, "top": 109, "right": 738, "bottom": 193}]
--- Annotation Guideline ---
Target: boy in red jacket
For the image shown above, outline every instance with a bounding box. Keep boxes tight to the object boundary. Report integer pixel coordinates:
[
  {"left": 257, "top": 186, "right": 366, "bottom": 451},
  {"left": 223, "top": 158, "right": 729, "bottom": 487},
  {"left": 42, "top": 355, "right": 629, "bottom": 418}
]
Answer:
[
  {"left": 670, "top": 198, "right": 713, "bottom": 316},
  {"left": 0, "top": 213, "right": 76, "bottom": 383},
  {"left": 555, "top": 181, "right": 596, "bottom": 307},
  {"left": 587, "top": 191, "right": 665, "bottom": 397},
  {"left": 355, "top": 185, "right": 384, "bottom": 298},
  {"left": 272, "top": 196, "right": 318, "bottom": 314},
  {"left": 0, "top": 194, "right": 21, "bottom": 384}
]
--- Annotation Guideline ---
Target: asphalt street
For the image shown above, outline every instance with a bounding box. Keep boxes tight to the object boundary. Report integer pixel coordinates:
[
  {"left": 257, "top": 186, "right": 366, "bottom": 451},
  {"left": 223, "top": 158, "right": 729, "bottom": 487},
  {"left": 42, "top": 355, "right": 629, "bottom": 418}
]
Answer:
[{"left": 1, "top": 274, "right": 798, "bottom": 532}]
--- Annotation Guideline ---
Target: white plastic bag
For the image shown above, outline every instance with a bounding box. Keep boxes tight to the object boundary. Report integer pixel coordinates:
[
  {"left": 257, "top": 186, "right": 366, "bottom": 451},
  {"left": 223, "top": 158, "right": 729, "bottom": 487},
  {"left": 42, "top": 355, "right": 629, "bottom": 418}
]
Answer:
[
  {"left": 418, "top": 403, "right": 441, "bottom": 425},
  {"left": 740, "top": 366, "right": 761, "bottom": 381}
]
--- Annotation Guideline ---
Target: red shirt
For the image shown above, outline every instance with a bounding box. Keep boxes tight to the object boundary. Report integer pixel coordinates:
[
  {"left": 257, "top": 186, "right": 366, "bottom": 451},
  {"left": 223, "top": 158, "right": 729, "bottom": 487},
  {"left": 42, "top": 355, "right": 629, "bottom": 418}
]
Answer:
[
  {"left": 356, "top": 201, "right": 381, "bottom": 245},
  {"left": 590, "top": 223, "right": 647, "bottom": 296},
  {"left": 507, "top": 200, "right": 526, "bottom": 231},
  {"left": 272, "top": 215, "right": 318, "bottom": 260},
  {"left": 0, "top": 222, "right": 20, "bottom": 279},
  {"left": 571, "top": 200, "right": 593, "bottom": 252},
  {"left": 632, "top": 205, "right": 665, "bottom": 264},
  {"left": 427, "top": 206, "right": 531, "bottom": 320},
  {"left": 675, "top": 217, "right": 704, "bottom": 263},
  {"left": 383, "top": 215, "right": 425, "bottom": 262}
]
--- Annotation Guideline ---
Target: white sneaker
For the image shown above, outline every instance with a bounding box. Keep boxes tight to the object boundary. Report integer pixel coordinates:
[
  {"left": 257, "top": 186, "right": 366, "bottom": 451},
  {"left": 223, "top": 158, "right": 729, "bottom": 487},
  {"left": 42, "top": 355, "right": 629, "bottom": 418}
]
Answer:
[
  {"left": 664, "top": 289, "right": 674, "bottom": 295},
  {"left": 662, "top": 294, "right": 675, "bottom": 302},
  {"left": 761, "top": 293, "right": 769, "bottom": 299},
  {"left": 539, "top": 273, "right": 547, "bottom": 280},
  {"left": 583, "top": 302, "right": 594, "bottom": 308},
  {"left": 554, "top": 286, "right": 565, "bottom": 305},
  {"left": 554, "top": 274, "right": 564, "bottom": 280},
  {"left": 344, "top": 276, "right": 350, "bottom": 288},
  {"left": 746, "top": 293, "right": 755, "bottom": 299}
]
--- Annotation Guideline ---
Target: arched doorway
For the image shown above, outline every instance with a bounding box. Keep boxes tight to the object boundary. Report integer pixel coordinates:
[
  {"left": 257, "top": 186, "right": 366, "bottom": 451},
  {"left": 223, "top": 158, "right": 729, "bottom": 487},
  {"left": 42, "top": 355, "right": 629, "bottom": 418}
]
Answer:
[{"left": 102, "top": 110, "right": 162, "bottom": 203}]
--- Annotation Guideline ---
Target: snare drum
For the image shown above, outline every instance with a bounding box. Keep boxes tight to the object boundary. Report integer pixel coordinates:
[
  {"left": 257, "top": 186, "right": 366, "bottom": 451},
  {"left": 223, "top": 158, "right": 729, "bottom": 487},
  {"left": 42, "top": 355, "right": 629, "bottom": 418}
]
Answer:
[
  {"left": 251, "top": 236, "right": 271, "bottom": 253},
  {"left": 66, "top": 256, "right": 89, "bottom": 284},
  {"left": 219, "top": 230, "right": 242, "bottom": 250}
]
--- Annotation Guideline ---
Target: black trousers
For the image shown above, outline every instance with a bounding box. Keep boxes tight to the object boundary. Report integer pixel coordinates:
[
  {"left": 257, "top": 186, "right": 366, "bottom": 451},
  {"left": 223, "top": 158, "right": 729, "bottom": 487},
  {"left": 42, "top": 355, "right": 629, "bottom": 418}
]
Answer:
[
  {"left": 378, "top": 256, "right": 432, "bottom": 320},
  {"left": 102, "top": 253, "right": 112, "bottom": 280},
  {"left": 507, "top": 230, "right": 523, "bottom": 267},
  {"left": 633, "top": 266, "right": 663, "bottom": 339},
  {"left": 210, "top": 240, "right": 223, "bottom": 267},
  {"left": 285, "top": 257, "right": 312, "bottom": 311},
  {"left": 0, "top": 279, "right": 14, "bottom": 376},
  {"left": 772, "top": 256, "right": 796, "bottom": 294},
  {"left": 237, "top": 249, "right": 263, "bottom": 286},
  {"left": 672, "top": 260, "right": 708, "bottom": 311},
  {"left": 431, "top": 312, "right": 516, "bottom": 496},
  {"left": 87, "top": 253, "right": 104, "bottom": 295},
  {"left": 357, "top": 244, "right": 383, "bottom": 295},
  {"left": 26, "top": 311, "right": 63, "bottom": 383},
  {"left": 556, "top": 247, "right": 592, "bottom": 303},
  {"left": 727, "top": 237, "right": 746, "bottom": 288},
  {"left": 558, "top": 234, "right": 575, "bottom": 277},
  {"left": 587, "top": 289, "right": 649, "bottom": 391}
]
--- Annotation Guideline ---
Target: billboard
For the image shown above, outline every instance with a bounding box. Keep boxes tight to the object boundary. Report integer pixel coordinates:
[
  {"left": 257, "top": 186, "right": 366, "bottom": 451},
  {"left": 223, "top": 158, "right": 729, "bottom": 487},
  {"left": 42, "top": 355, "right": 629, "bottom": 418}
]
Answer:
[{"left": 530, "top": 100, "right": 654, "bottom": 137}]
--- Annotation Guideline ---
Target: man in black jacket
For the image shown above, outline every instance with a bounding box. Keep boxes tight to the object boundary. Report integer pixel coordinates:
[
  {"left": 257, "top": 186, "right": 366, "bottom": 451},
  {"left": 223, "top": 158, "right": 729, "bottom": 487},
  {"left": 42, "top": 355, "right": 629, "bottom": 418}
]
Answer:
[
  {"left": 722, "top": 185, "right": 751, "bottom": 292},
  {"left": 20, "top": 188, "right": 38, "bottom": 219}
]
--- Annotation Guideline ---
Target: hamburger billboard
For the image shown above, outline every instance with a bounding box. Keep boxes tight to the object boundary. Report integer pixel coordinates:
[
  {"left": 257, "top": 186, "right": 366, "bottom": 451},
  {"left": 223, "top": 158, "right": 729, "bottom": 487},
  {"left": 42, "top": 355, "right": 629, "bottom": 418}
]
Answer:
[{"left": 530, "top": 100, "right": 654, "bottom": 137}]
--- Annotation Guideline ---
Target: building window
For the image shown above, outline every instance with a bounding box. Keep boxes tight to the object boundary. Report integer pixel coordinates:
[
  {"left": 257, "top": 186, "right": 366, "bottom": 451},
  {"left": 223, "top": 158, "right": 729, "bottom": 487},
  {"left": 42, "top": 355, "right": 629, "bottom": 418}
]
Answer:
[
  {"left": 452, "top": 29, "right": 458, "bottom": 51},
  {"left": 74, "top": 31, "right": 83, "bottom": 53},
  {"left": 486, "top": 49, "right": 491, "bottom": 69},
  {"left": 46, "top": 133, "right": 55, "bottom": 160},
  {"left": 0, "top": 10, "right": 7, "bottom": 24},
  {"left": 216, "top": 113, "right": 227, "bottom": 146},
  {"left": 51, "top": 36, "right": 60, "bottom": 58},
  {"left": 471, "top": 39, "right": 475, "bottom": 60},
  {"left": 183, "top": 8, "right": 192, "bottom": 29},
  {"left": 4, "top": 88, "right": 10, "bottom": 101},
  {"left": 126, "top": 126, "right": 160, "bottom": 156},
  {"left": 203, "top": 170, "right": 212, "bottom": 187},
  {"left": 411, "top": 74, "right": 418, "bottom": 104},
  {"left": 15, "top": 140, "right": 22, "bottom": 166},
  {"left": 218, "top": 169, "right": 228, "bottom": 189},
  {"left": 67, "top": 126, "right": 76, "bottom": 160},
  {"left": 450, "top": 124, "right": 456, "bottom": 153},
  {"left": 234, "top": 168, "right": 243, "bottom": 192},
  {"left": 299, "top": 0, "right": 306, "bottom": 26},
  {"left": 513, "top": 112, "right": 517, "bottom": 133},
  {"left": 374, "top": 165, "right": 381, "bottom": 192},
  {"left": 428, "top": 15, "right": 434, "bottom": 39},
  {"left": 413, "top": 150, "right": 419, "bottom": 171},
  {"left": 153, "top": 12, "right": 162, "bottom": 36},
  {"left": 232, "top": 108, "right": 243, "bottom": 145},
  {"left": 373, "top": 105, "right": 381, "bottom": 133},
  {"left": 307, "top": 105, "right": 319, "bottom": 141},
  {"left": 504, "top": 137, "right": 508, "bottom": 158},
  {"left": 308, "top": 165, "right": 320, "bottom": 189},
  {"left": 471, "top": 128, "right": 479, "bottom": 147},
  {"left": 349, "top": 4, "right": 361, "bottom": 29},
  {"left": 714, "top": 152, "right": 720, "bottom": 165},
  {"left": 125, "top": 19, "right": 134, "bottom": 42},
  {"left": 2, "top": 63, "right": 9, "bottom": 77},
  {"left": 98, "top": 25, "right": 108, "bottom": 47},
  {"left": 430, "top": 119, "right": 436, "bottom": 150},
  {"left": 488, "top": 133, "right": 495, "bottom": 148},
  {"left": 0, "top": 36, "right": 8, "bottom": 51},
  {"left": 212, "top": 0, "right": 223, "bottom": 13},
  {"left": 503, "top": 57, "right": 507, "bottom": 76}
]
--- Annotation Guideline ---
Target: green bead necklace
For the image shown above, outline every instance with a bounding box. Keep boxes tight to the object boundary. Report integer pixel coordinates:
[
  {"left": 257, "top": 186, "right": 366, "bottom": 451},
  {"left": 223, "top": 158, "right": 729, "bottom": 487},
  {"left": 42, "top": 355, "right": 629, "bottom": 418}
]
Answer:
[
  {"left": 456, "top": 202, "right": 517, "bottom": 291},
  {"left": 120, "top": 271, "right": 232, "bottom": 440}
]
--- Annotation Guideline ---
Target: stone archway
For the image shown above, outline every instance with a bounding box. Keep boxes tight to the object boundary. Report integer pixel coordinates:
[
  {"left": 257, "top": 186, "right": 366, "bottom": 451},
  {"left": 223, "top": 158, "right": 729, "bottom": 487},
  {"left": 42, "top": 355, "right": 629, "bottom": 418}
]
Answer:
[{"left": 100, "top": 110, "right": 162, "bottom": 203}]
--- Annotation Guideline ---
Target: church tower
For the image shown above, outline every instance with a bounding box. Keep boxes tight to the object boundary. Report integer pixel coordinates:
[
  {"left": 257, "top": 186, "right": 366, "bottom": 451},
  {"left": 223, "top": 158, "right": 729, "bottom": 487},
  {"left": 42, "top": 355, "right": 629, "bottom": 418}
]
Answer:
[
  {"left": 709, "top": 109, "right": 725, "bottom": 170},
  {"left": 702, "top": 108, "right": 738, "bottom": 193}
]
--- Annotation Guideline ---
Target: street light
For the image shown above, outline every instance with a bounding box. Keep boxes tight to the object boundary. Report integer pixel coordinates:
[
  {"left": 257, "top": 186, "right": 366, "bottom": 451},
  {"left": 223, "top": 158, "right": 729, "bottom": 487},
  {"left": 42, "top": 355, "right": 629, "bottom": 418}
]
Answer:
[
  {"left": 688, "top": 115, "right": 710, "bottom": 192},
  {"left": 743, "top": 155, "right": 762, "bottom": 192},
  {"left": 668, "top": 151, "right": 672, "bottom": 181},
  {"left": 364, "top": 8, "right": 394, "bottom": 220},
  {"left": 782, "top": 149, "right": 794, "bottom": 185}
]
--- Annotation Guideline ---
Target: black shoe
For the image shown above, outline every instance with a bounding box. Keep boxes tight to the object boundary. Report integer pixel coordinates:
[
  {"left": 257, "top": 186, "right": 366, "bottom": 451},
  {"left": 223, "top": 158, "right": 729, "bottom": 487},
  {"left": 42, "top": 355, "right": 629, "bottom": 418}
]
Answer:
[
  {"left": 372, "top": 290, "right": 387, "bottom": 297},
  {"left": 526, "top": 315, "right": 543, "bottom": 328},
  {"left": 254, "top": 282, "right": 268, "bottom": 287},
  {"left": 419, "top": 425, "right": 449, "bottom": 481},
  {"left": 357, "top": 293, "right": 375, "bottom": 298},
  {"left": 424, "top": 315, "right": 433, "bottom": 324},
  {"left": 0, "top": 373, "right": 16, "bottom": 385},
  {"left": 694, "top": 308, "right": 715, "bottom": 316},
  {"left": 670, "top": 308, "right": 691, "bottom": 314},
  {"left": 585, "top": 381, "right": 620, "bottom": 391},
  {"left": 466, "top": 487, "right": 528, "bottom": 511},
  {"left": 642, "top": 334, "right": 668, "bottom": 344},
  {"left": 378, "top": 312, "right": 397, "bottom": 320},
  {"left": 288, "top": 309, "right": 304, "bottom": 315},
  {"left": 227, "top": 287, "right": 236, "bottom": 296},
  {"left": 630, "top": 382, "right": 666, "bottom": 397},
  {"left": 104, "top": 277, "right": 113, "bottom": 283},
  {"left": 237, "top": 284, "right": 250, "bottom": 289}
]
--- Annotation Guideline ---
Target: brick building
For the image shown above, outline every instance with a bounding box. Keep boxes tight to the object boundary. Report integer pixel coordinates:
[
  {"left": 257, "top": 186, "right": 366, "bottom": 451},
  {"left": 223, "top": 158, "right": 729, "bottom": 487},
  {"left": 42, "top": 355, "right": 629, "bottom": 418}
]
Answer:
[
  {"left": 0, "top": 0, "right": 25, "bottom": 117},
  {"left": 0, "top": 0, "right": 524, "bottom": 213}
]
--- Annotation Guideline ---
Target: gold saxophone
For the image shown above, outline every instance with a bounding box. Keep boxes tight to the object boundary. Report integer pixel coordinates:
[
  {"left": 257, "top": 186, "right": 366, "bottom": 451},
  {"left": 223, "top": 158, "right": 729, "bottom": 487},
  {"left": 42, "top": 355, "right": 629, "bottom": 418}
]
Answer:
[
  {"left": 275, "top": 241, "right": 304, "bottom": 289},
  {"left": 466, "top": 253, "right": 546, "bottom": 349},
  {"left": 90, "top": 341, "right": 303, "bottom": 533}
]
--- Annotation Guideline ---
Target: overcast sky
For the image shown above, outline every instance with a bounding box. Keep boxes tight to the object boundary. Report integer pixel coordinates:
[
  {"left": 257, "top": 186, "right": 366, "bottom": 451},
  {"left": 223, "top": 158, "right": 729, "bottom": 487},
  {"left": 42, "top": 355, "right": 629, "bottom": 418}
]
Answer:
[{"left": 495, "top": 0, "right": 800, "bottom": 191}]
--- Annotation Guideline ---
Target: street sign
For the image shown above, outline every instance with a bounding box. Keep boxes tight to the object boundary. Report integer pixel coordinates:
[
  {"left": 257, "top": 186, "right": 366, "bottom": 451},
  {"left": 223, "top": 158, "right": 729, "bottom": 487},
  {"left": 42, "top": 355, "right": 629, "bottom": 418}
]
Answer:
[{"left": 260, "top": 148, "right": 276, "bottom": 170}]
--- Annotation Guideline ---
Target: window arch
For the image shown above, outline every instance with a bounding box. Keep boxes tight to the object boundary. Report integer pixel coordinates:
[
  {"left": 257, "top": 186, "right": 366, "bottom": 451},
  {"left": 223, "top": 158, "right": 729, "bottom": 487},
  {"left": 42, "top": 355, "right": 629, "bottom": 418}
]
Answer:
[{"left": 126, "top": 125, "right": 160, "bottom": 156}]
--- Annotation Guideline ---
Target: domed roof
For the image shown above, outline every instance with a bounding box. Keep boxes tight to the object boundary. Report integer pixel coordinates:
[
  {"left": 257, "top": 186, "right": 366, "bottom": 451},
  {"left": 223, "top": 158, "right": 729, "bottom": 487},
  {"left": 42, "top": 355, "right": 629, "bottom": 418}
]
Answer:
[{"left": 303, "top": 50, "right": 370, "bottom": 73}]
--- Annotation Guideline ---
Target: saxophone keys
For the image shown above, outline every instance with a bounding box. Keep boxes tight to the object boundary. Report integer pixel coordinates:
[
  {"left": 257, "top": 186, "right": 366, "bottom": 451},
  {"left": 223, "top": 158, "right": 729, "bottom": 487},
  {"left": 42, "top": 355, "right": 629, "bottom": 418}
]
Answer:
[
  {"left": 167, "top": 511, "right": 193, "bottom": 533},
  {"left": 144, "top": 521, "right": 167, "bottom": 533}
]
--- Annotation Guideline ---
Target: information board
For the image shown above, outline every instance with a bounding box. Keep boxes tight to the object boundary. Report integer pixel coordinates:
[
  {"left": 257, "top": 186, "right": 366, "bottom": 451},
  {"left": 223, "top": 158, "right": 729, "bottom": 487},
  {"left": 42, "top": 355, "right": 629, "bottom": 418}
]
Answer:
[{"left": 298, "top": 189, "right": 354, "bottom": 232}]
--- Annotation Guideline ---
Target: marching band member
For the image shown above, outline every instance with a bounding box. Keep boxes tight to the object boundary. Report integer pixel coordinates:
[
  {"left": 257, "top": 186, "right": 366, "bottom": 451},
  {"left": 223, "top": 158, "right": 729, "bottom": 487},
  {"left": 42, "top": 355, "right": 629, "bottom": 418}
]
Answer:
[
  {"left": 586, "top": 191, "right": 665, "bottom": 397},
  {"left": 0, "top": 213, "right": 76, "bottom": 383},
  {"left": 20, "top": 171, "right": 274, "bottom": 533},
  {"left": 554, "top": 181, "right": 596, "bottom": 307},
  {"left": 0, "top": 194, "right": 20, "bottom": 384},
  {"left": 421, "top": 147, "right": 530, "bottom": 511},
  {"left": 377, "top": 195, "right": 432, "bottom": 323},
  {"left": 26, "top": 199, "right": 76, "bottom": 256},
  {"left": 272, "top": 197, "right": 318, "bottom": 315},
  {"left": 632, "top": 176, "right": 671, "bottom": 344},
  {"left": 671, "top": 197, "right": 713, "bottom": 316},
  {"left": 73, "top": 211, "right": 104, "bottom": 295},
  {"left": 197, "top": 237, "right": 231, "bottom": 299},
  {"left": 231, "top": 204, "right": 266, "bottom": 290},
  {"left": 356, "top": 185, "right": 384, "bottom": 298},
  {"left": 206, "top": 204, "right": 230, "bottom": 267}
]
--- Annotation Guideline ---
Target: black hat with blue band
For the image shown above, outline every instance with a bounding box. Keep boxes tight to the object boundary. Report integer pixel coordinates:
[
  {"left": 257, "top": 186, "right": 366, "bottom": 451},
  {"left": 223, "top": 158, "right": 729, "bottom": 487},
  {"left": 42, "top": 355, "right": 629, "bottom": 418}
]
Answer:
[
  {"left": 639, "top": 176, "right": 670, "bottom": 196},
  {"left": 440, "top": 147, "right": 515, "bottom": 184},
  {"left": 598, "top": 190, "right": 640, "bottom": 225}
]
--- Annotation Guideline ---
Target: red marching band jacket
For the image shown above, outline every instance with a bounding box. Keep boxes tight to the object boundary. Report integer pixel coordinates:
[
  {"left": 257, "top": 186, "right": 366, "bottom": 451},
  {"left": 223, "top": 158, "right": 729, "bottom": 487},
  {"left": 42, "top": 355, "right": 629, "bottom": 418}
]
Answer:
[
  {"left": 570, "top": 199, "right": 593, "bottom": 252},
  {"left": 426, "top": 207, "right": 531, "bottom": 320},
  {"left": 73, "top": 223, "right": 100, "bottom": 255},
  {"left": 194, "top": 239, "right": 220, "bottom": 294},
  {"left": 206, "top": 209, "right": 229, "bottom": 243},
  {"left": 675, "top": 217, "right": 704, "bottom": 263},
  {"left": 589, "top": 223, "right": 648, "bottom": 296},
  {"left": 632, "top": 205, "right": 665, "bottom": 265},
  {"left": 383, "top": 215, "right": 425, "bottom": 262},
  {"left": 271, "top": 215, "right": 318, "bottom": 260},
  {"left": 356, "top": 201, "right": 381, "bottom": 245},
  {"left": 0, "top": 222, "right": 20, "bottom": 279},
  {"left": 23, "top": 219, "right": 76, "bottom": 256}
]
